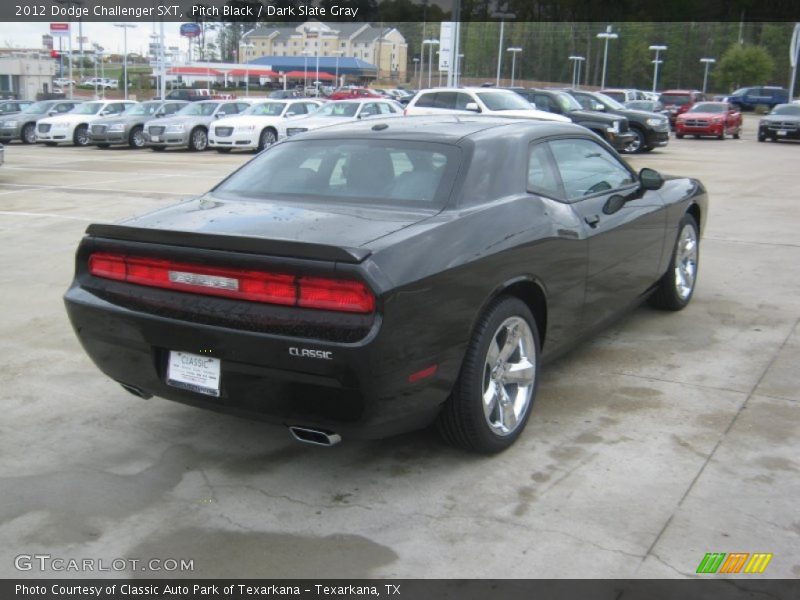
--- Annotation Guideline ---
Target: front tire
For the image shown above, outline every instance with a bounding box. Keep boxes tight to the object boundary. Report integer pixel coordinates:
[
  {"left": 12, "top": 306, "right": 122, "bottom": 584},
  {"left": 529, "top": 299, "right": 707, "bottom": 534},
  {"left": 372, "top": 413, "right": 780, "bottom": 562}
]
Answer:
[
  {"left": 258, "top": 127, "right": 277, "bottom": 151},
  {"left": 73, "top": 125, "right": 90, "bottom": 146},
  {"left": 437, "top": 296, "right": 540, "bottom": 454},
  {"left": 649, "top": 214, "right": 699, "bottom": 311},
  {"left": 129, "top": 126, "right": 145, "bottom": 148},
  {"left": 21, "top": 123, "right": 36, "bottom": 144},
  {"left": 624, "top": 127, "right": 646, "bottom": 153},
  {"left": 188, "top": 127, "right": 208, "bottom": 151}
]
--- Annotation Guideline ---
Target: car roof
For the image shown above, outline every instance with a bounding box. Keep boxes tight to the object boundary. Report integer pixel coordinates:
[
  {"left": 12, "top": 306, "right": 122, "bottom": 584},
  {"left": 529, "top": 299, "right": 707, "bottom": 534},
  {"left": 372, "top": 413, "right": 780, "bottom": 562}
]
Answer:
[{"left": 284, "top": 115, "right": 582, "bottom": 144}]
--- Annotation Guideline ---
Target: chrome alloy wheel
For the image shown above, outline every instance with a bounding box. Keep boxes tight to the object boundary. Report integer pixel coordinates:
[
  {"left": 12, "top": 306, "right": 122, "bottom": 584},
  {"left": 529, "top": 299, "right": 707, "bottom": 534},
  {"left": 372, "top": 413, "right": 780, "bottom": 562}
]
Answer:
[
  {"left": 482, "top": 316, "right": 536, "bottom": 436},
  {"left": 674, "top": 223, "right": 698, "bottom": 301}
]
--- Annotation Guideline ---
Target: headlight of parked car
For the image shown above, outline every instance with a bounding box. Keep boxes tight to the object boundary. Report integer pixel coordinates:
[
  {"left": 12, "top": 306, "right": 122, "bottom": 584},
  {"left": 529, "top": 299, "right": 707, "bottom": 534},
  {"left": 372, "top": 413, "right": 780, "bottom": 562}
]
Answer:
[
  {"left": 286, "top": 128, "right": 309, "bottom": 137},
  {"left": 165, "top": 124, "right": 185, "bottom": 133},
  {"left": 646, "top": 117, "right": 666, "bottom": 127},
  {"left": 606, "top": 121, "right": 620, "bottom": 133},
  {"left": 108, "top": 124, "right": 126, "bottom": 132}
]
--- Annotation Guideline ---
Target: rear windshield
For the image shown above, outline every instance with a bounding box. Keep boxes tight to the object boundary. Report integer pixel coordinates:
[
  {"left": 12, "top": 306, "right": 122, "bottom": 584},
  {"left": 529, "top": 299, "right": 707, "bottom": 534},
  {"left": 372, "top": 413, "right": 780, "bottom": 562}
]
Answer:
[
  {"left": 661, "top": 94, "right": 691, "bottom": 105},
  {"left": 214, "top": 139, "right": 460, "bottom": 208}
]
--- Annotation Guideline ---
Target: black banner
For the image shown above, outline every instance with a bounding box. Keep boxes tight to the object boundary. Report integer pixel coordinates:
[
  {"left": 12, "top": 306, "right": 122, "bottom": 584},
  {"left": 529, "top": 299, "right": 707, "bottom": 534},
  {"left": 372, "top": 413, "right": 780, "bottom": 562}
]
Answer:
[
  {"left": 4, "top": 0, "right": 800, "bottom": 23},
  {"left": 3, "top": 579, "right": 800, "bottom": 600}
]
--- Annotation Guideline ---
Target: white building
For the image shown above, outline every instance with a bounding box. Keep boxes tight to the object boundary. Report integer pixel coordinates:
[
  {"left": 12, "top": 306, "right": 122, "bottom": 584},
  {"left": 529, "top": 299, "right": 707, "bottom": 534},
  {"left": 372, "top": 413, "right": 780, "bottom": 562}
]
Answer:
[{"left": 0, "top": 53, "right": 56, "bottom": 100}]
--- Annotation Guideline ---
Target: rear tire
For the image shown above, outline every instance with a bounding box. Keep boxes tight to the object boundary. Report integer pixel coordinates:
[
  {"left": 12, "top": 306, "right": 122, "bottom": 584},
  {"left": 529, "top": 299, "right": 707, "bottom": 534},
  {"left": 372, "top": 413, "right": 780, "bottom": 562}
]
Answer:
[
  {"left": 717, "top": 128, "right": 725, "bottom": 140},
  {"left": 733, "top": 131, "right": 740, "bottom": 140},
  {"left": 437, "top": 296, "right": 540, "bottom": 454},
  {"left": 21, "top": 123, "right": 36, "bottom": 144},
  {"left": 649, "top": 214, "right": 699, "bottom": 311}
]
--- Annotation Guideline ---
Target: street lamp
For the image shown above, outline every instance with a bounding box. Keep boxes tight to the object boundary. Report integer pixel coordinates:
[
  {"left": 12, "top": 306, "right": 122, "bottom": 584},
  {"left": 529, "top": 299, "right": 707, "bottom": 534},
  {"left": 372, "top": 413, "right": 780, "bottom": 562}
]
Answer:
[
  {"left": 455, "top": 53, "right": 464, "bottom": 86},
  {"left": 114, "top": 23, "right": 136, "bottom": 100},
  {"left": 597, "top": 25, "right": 618, "bottom": 89},
  {"left": 507, "top": 47, "right": 522, "bottom": 87},
  {"left": 569, "top": 55, "right": 585, "bottom": 89},
  {"left": 422, "top": 39, "right": 439, "bottom": 88},
  {"left": 242, "top": 43, "right": 254, "bottom": 96},
  {"left": 307, "top": 26, "right": 322, "bottom": 97},
  {"left": 412, "top": 57, "right": 420, "bottom": 85},
  {"left": 649, "top": 45, "right": 667, "bottom": 93},
  {"left": 492, "top": 9, "right": 516, "bottom": 87},
  {"left": 700, "top": 57, "right": 716, "bottom": 94}
]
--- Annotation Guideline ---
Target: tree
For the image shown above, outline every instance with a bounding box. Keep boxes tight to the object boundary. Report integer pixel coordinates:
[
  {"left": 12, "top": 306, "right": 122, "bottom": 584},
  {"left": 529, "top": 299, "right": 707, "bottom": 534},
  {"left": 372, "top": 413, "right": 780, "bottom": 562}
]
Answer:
[{"left": 714, "top": 43, "right": 774, "bottom": 91}]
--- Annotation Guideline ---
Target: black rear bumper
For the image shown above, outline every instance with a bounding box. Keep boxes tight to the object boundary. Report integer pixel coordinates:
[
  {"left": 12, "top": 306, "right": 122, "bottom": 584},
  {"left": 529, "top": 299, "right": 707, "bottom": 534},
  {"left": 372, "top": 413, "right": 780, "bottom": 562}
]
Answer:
[{"left": 63, "top": 284, "right": 449, "bottom": 440}]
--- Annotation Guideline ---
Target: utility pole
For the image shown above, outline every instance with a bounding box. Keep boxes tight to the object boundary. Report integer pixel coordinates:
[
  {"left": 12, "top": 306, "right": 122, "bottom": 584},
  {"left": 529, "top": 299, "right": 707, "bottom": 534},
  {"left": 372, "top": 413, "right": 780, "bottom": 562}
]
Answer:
[{"left": 114, "top": 24, "right": 136, "bottom": 100}]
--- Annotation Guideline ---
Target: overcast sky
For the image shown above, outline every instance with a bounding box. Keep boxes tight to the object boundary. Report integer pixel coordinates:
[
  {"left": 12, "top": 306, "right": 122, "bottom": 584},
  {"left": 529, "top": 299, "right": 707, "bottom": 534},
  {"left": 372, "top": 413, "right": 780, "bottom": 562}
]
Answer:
[{"left": 1, "top": 21, "right": 186, "bottom": 55}]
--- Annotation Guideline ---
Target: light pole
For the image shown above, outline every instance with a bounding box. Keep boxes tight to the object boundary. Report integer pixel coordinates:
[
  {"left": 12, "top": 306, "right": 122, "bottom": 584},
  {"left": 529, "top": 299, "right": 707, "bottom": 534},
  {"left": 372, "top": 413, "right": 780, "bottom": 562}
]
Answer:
[
  {"left": 301, "top": 50, "right": 310, "bottom": 94},
  {"left": 333, "top": 50, "right": 344, "bottom": 88},
  {"left": 242, "top": 43, "right": 254, "bottom": 96},
  {"left": 307, "top": 26, "right": 321, "bottom": 97},
  {"left": 507, "top": 47, "right": 522, "bottom": 87},
  {"left": 569, "top": 55, "right": 585, "bottom": 89},
  {"left": 492, "top": 9, "right": 516, "bottom": 87},
  {"left": 422, "top": 39, "right": 439, "bottom": 88},
  {"left": 597, "top": 25, "right": 618, "bottom": 89},
  {"left": 649, "top": 45, "right": 667, "bottom": 93},
  {"left": 455, "top": 53, "right": 464, "bottom": 86},
  {"left": 700, "top": 57, "right": 716, "bottom": 95},
  {"left": 114, "top": 23, "right": 136, "bottom": 100},
  {"left": 412, "top": 57, "right": 420, "bottom": 85}
]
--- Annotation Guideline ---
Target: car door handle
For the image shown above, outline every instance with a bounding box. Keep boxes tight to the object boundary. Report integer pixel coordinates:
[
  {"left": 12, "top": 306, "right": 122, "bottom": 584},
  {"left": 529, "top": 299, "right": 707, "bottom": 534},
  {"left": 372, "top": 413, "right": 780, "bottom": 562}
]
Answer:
[{"left": 585, "top": 214, "right": 600, "bottom": 228}]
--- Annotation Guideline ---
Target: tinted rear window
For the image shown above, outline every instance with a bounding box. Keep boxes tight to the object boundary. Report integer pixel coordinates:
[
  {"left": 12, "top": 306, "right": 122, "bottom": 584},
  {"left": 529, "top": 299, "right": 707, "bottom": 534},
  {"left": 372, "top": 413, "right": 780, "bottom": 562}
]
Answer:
[{"left": 214, "top": 139, "right": 460, "bottom": 208}]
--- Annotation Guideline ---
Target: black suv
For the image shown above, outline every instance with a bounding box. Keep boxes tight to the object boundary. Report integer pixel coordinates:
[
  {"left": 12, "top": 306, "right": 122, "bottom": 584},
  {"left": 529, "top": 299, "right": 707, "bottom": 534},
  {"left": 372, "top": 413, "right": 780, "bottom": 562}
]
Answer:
[
  {"left": 564, "top": 89, "right": 670, "bottom": 153},
  {"left": 512, "top": 88, "right": 635, "bottom": 152}
]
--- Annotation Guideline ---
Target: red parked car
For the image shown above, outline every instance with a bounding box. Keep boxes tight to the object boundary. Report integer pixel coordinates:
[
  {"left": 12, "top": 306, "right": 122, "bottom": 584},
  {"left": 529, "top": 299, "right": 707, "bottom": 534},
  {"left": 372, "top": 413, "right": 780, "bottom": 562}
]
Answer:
[
  {"left": 675, "top": 102, "right": 742, "bottom": 140},
  {"left": 660, "top": 89, "right": 704, "bottom": 128},
  {"left": 328, "top": 87, "right": 382, "bottom": 100}
]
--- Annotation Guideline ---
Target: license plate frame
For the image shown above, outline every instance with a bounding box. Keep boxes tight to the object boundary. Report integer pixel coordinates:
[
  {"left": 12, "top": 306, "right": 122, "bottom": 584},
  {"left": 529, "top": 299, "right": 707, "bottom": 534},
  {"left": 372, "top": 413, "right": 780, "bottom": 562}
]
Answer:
[
  {"left": 151, "top": 135, "right": 160, "bottom": 142},
  {"left": 777, "top": 130, "right": 788, "bottom": 136},
  {"left": 166, "top": 351, "right": 221, "bottom": 397}
]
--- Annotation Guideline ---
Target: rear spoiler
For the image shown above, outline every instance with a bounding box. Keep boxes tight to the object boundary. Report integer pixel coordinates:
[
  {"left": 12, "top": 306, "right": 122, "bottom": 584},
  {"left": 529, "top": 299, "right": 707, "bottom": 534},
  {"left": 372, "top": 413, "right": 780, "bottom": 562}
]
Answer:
[{"left": 85, "top": 224, "right": 372, "bottom": 264}]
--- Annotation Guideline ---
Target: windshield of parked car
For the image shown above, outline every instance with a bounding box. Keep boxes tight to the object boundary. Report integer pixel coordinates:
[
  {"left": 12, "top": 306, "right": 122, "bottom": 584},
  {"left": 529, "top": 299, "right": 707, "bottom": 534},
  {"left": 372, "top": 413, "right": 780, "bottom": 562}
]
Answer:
[
  {"left": 556, "top": 92, "right": 583, "bottom": 112},
  {"left": 214, "top": 139, "right": 459, "bottom": 208},
  {"left": 627, "top": 101, "right": 656, "bottom": 111},
  {"left": 176, "top": 102, "right": 219, "bottom": 116},
  {"left": 602, "top": 91, "right": 626, "bottom": 102},
  {"left": 661, "top": 94, "right": 691, "bottom": 105},
  {"left": 477, "top": 91, "right": 534, "bottom": 111},
  {"left": 770, "top": 104, "right": 800, "bottom": 116},
  {"left": 124, "top": 102, "right": 160, "bottom": 116},
  {"left": 72, "top": 102, "right": 104, "bottom": 115},
  {"left": 20, "top": 101, "right": 52, "bottom": 114},
  {"left": 314, "top": 102, "right": 360, "bottom": 117},
  {"left": 688, "top": 103, "right": 725, "bottom": 113},
  {"left": 593, "top": 93, "right": 625, "bottom": 110},
  {"left": 247, "top": 102, "right": 286, "bottom": 116}
]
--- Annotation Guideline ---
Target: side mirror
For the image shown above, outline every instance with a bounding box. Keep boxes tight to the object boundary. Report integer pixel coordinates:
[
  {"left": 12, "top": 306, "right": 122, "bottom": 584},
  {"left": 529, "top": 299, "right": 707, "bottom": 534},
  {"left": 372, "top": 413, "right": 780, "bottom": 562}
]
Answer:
[
  {"left": 639, "top": 167, "right": 664, "bottom": 191},
  {"left": 99, "top": 110, "right": 109, "bottom": 116},
  {"left": 285, "top": 111, "right": 295, "bottom": 117},
  {"left": 47, "top": 109, "right": 58, "bottom": 115},
  {"left": 216, "top": 112, "right": 226, "bottom": 118},
  {"left": 593, "top": 102, "right": 605, "bottom": 111},
  {"left": 465, "top": 102, "right": 481, "bottom": 112}
]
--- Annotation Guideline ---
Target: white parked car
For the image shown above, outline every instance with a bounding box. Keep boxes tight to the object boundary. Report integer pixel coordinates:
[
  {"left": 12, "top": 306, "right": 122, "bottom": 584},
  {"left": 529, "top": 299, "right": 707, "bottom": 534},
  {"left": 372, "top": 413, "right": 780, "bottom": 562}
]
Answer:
[
  {"left": 208, "top": 99, "right": 323, "bottom": 152},
  {"left": 54, "top": 78, "right": 75, "bottom": 87},
  {"left": 280, "top": 99, "right": 403, "bottom": 138},
  {"left": 404, "top": 88, "right": 570, "bottom": 122},
  {"left": 36, "top": 100, "right": 137, "bottom": 146}
]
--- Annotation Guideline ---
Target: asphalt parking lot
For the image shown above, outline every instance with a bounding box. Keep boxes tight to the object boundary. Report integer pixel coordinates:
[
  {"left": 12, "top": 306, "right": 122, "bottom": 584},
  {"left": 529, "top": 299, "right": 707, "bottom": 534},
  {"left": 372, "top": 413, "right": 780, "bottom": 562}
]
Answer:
[{"left": 0, "top": 113, "right": 798, "bottom": 579}]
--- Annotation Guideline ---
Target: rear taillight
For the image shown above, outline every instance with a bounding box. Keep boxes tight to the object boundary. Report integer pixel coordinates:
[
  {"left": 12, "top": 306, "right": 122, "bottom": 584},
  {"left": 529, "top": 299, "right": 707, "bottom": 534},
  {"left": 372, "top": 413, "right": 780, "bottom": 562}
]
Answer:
[{"left": 88, "top": 252, "right": 375, "bottom": 314}]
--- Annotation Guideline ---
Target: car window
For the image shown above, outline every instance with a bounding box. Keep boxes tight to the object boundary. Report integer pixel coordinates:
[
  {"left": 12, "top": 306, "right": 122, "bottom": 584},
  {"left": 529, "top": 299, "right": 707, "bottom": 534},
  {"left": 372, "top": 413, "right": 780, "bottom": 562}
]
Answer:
[
  {"left": 377, "top": 102, "right": 394, "bottom": 114},
  {"left": 220, "top": 103, "right": 239, "bottom": 115},
  {"left": 454, "top": 93, "right": 472, "bottom": 110},
  {"left": 532, "top": 94, "right": 552, "bottom": 112},
  {"left": 214, "top": 139, "right": 459, "bottom": 208},
  {"left": 360, "top": 102, "right": 379, "bottom": 117},
  {"left": 433, "top": 93, "right": 457, "bottom": 109},
  {"left": 549, "top": 138, "right": 635, "bottom": 201},
  {"left": 527, "top": 143, "right": 562, "bottom": 198},
  {"left": 163, "top": 103, "right": 183, "bottom": 115},
  {"left": 572, "top": 94, "right": 594, "bottom": 111},
  {"left": 414, "top": 93, "right": 436, "bottom": 108}
]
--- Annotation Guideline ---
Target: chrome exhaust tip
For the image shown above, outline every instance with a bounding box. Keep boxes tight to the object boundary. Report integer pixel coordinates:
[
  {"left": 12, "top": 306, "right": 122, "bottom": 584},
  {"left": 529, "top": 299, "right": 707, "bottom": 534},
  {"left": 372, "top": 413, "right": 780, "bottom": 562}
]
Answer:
[{"left": 288, "top": 426, "right": 342, "bottom": 447}]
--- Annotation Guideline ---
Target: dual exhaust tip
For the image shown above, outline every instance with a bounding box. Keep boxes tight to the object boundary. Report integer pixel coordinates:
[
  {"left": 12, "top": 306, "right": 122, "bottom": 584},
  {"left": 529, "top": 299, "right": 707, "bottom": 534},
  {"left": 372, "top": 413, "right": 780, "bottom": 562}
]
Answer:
[{"left": 288, "top": 426, "right": 342, "bottom": 447}]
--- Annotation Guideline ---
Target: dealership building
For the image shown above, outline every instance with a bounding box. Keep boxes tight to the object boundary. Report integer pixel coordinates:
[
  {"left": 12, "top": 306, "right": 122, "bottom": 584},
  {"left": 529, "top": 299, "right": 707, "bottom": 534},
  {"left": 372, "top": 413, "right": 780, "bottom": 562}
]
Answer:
[{"left": 0, "top": 52, "right": 56, "bottom": 100}]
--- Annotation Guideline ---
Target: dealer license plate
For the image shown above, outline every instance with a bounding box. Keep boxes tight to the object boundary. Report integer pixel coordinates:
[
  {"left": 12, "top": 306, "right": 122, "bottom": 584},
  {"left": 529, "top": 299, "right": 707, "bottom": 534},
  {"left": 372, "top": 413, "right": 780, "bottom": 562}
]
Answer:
[
  {"left": 167, "top": 351, "right": 221, "bottom": 397},
  {"left": 777, "top": 130, "right": 787, "bottom": 136},
  {"left": 151, "top": 135, "right": 160, "bottom": 142}
]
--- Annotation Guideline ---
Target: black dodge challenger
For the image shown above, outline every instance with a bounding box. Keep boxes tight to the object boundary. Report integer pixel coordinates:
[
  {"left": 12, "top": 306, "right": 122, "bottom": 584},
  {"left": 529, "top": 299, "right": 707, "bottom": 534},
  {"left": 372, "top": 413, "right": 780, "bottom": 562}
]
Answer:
[{"left": 64, "top": 116, "right": 707, "bottom": 453}]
